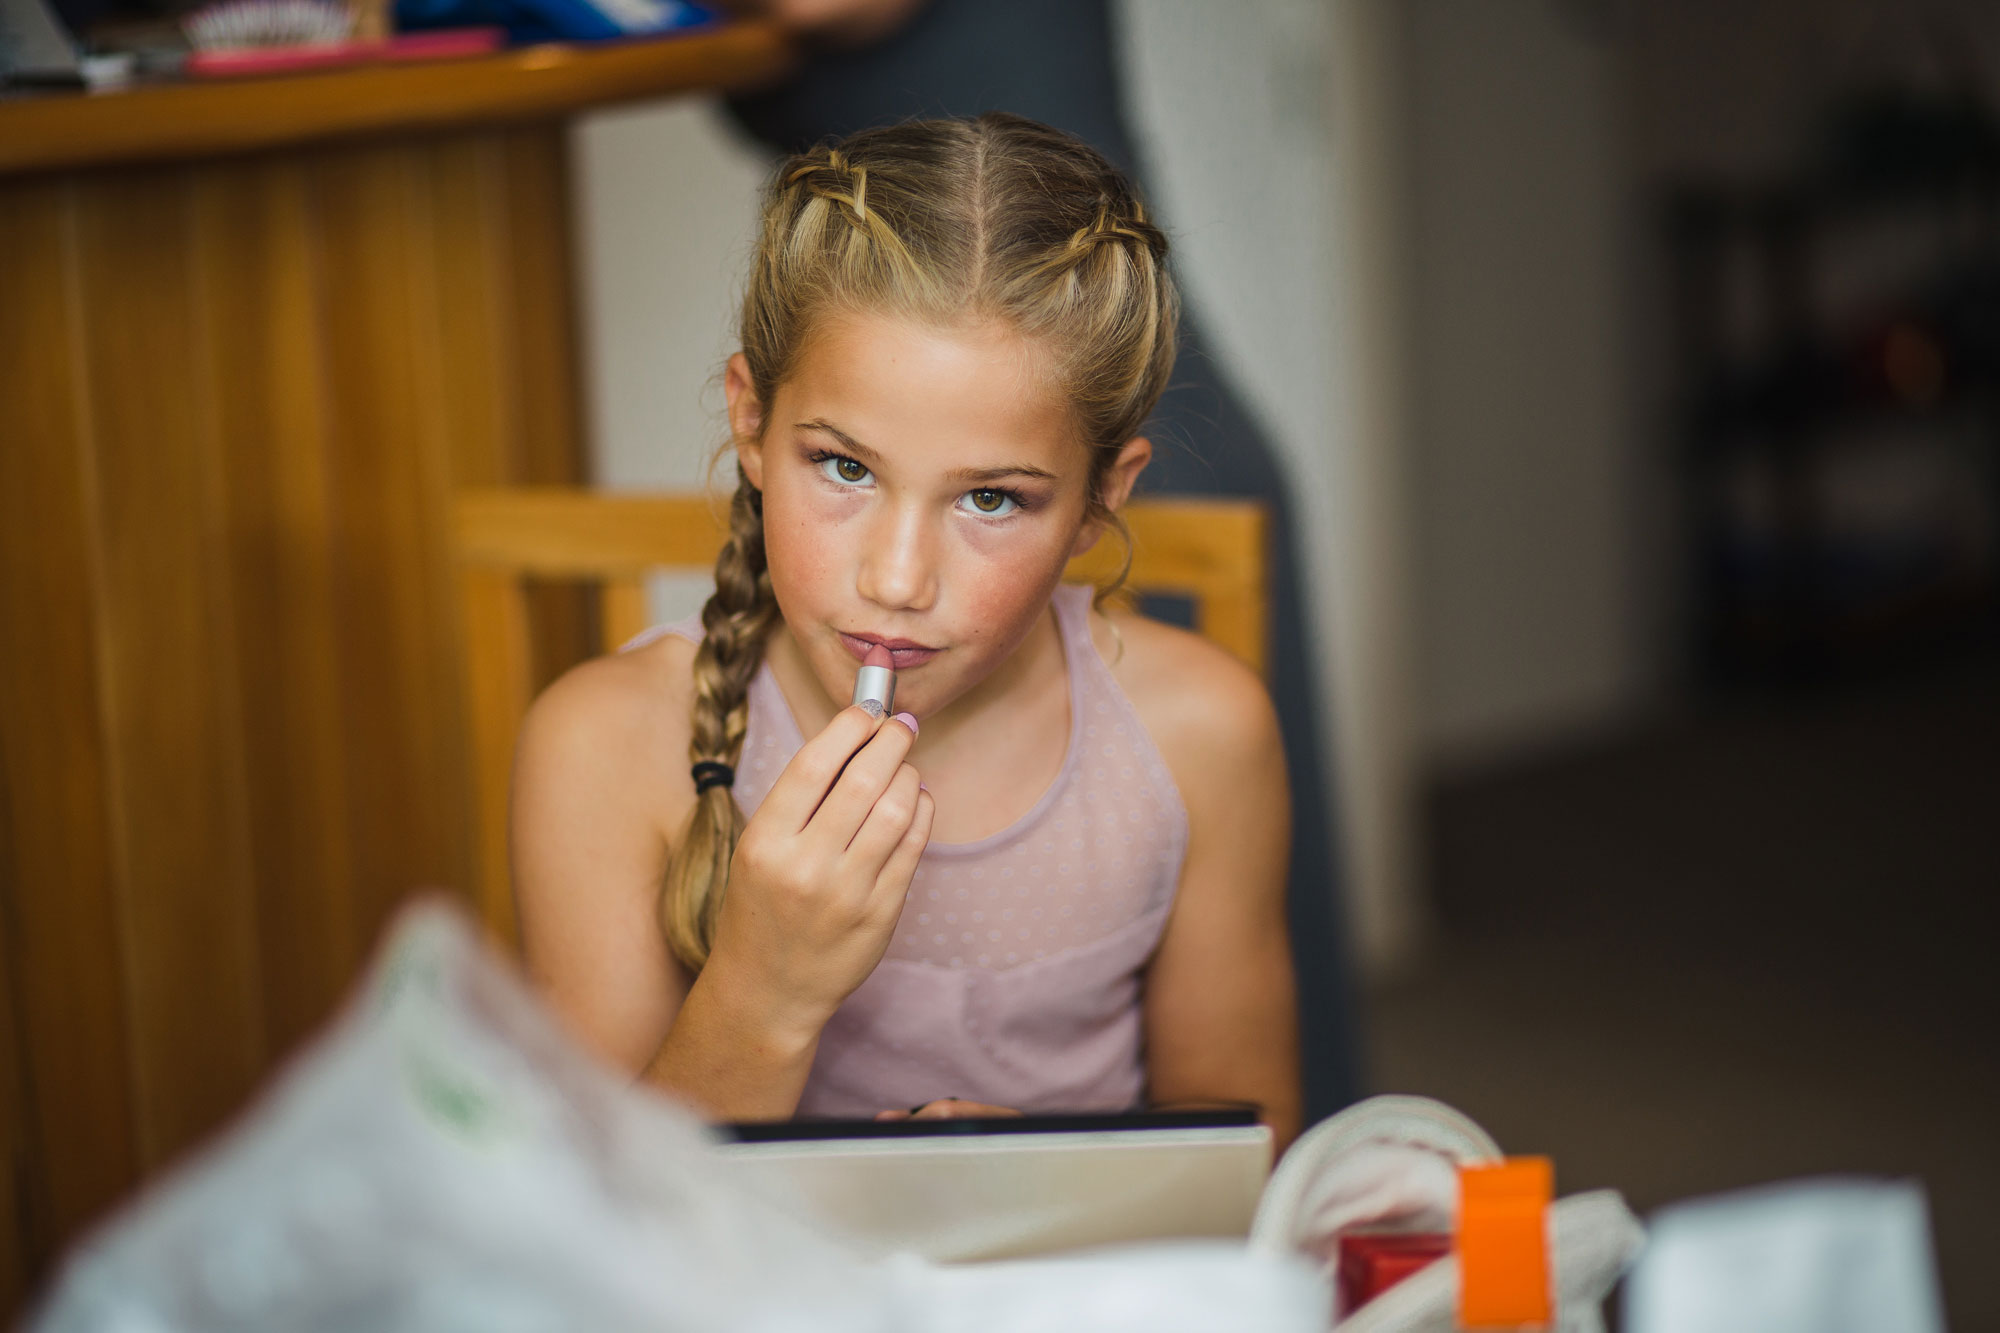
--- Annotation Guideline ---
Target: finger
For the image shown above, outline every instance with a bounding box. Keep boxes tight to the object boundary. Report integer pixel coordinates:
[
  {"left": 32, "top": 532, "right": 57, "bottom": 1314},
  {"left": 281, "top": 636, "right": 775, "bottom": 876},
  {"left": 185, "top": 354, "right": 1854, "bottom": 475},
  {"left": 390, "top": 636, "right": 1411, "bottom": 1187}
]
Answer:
[
  {"left": 841, "top": 762, "right": 922, "bottom": 868},
  {"left": 875, "top": 1109, "right": 910, "bottom": 1122},
  {"left": 755, "top": 705, "right": 885, "bottom": 832},
  {"left": 864, "top": 785, "right": 934, "bottom": 912},
  {"left": 804, "top": 710, "right": 918, "bottom": 848}
]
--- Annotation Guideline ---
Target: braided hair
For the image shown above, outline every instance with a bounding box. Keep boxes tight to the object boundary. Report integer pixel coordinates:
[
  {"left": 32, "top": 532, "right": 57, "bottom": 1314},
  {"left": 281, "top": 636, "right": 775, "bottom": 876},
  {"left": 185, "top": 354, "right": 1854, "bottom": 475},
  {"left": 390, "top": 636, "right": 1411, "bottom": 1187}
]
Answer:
[{"left": 661, "top": 113, "right": 1180, "bottom": 972}]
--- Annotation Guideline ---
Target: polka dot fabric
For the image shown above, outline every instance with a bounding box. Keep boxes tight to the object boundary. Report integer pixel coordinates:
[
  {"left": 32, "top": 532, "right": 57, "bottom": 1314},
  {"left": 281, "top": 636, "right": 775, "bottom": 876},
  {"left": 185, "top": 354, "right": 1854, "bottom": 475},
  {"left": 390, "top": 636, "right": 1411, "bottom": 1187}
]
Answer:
[
  {"left": 627, "top": 585, "right": 1190, "bottom": 1115},
  {"left": 882, "top": 676, "right": 1182, "bottom": 973}
]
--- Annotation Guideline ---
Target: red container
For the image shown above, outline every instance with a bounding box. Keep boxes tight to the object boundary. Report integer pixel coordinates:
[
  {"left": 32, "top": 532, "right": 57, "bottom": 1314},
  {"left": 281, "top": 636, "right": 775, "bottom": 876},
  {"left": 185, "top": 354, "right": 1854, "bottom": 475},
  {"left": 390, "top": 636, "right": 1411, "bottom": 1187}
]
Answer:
[{"left": 1336, "top": 1231, "right": 1452, "bottom": 1315}]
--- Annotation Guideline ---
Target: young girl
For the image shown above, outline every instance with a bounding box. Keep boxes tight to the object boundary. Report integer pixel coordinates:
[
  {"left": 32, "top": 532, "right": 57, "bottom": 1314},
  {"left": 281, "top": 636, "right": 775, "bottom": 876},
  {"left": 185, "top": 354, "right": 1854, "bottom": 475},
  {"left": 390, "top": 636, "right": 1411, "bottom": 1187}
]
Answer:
[{"left": 512, "top": 113, "right": 1301, "bottom": 1150}]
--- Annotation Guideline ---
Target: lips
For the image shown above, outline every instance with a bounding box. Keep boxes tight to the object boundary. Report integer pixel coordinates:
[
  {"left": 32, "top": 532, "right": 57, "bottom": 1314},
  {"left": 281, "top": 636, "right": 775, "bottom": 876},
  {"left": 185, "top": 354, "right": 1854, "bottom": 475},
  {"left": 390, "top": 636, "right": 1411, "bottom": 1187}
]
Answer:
[{"left": 838, "top": 631, "right": 940, "bottom": 670}]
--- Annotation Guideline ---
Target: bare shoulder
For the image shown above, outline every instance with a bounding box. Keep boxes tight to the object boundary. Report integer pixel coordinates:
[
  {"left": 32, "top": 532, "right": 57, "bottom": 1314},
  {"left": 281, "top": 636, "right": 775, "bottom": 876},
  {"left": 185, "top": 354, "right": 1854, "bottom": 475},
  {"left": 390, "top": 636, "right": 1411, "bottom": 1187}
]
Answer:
[
  {"left": 512, "top": 631, "right": 704, "bottom": 1069},
  {"left": 1087, "top": 604, "right": 1282, "bottom": 791},
  {"left": 513, "top": 631, "right": 701, "bottom": 843}
]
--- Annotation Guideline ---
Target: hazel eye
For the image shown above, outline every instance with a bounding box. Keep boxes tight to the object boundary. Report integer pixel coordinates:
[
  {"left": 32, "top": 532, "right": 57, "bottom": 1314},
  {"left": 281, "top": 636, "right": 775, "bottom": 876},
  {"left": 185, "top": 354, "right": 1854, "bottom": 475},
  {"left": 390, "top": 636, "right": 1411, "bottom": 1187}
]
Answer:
[
  {"left": 818, "top": 455, "right": 872, "bottom": 486},
  {"left": 962, "top": 488, "right": 1019, "bottom": 517}
]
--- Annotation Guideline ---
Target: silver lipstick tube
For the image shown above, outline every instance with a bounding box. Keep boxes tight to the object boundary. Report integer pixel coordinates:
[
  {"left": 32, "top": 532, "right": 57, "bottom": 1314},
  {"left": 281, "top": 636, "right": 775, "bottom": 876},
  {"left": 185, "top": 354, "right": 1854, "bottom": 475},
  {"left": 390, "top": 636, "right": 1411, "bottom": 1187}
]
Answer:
[{"left": 851, "top": 662, "right": 895, "bottom": 717}]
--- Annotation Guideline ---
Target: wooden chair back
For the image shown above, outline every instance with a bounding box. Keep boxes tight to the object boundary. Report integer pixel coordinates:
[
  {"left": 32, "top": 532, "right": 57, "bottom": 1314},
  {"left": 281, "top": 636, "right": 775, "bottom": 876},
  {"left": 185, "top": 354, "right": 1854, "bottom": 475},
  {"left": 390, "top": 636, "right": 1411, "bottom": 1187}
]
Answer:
[{"left": 453, "top": 487, "right": 1266, "bottom": 945}]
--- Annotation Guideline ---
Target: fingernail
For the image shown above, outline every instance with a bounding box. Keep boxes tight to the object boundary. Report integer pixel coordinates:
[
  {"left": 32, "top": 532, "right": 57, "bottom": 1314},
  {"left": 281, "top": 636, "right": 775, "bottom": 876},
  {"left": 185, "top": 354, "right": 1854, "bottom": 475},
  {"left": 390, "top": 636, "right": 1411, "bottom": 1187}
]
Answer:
[
  {"left": 893, "top": 711, "right": 919, "bottom": 736},
  {"left": 858, "top": 699, "right": 885, "bottom": 719},
  {"left": 919, "top": 781, "right": 929, "bottom": 793}
]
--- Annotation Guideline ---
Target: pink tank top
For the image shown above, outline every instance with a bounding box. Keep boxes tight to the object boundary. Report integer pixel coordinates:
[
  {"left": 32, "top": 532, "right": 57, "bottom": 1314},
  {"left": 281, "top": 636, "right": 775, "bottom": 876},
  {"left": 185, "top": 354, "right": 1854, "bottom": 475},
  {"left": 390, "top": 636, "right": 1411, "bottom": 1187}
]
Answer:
[{"left": 632, "top": 584, "right": 1189, "bottom": 1116}]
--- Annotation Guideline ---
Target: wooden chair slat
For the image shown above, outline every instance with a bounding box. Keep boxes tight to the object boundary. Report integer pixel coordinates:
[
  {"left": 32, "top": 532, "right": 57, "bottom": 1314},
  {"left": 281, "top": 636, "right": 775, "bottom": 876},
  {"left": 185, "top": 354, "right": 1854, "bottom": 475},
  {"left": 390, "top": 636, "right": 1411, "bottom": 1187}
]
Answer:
[
  {"left": 1064, "top": 501, "right": 1267, "bottom": 674},
  {"left": 460, "top": 567, "right": 535, "bottom": 949},
  {"left": 599, "top": 577, "right": 651, "bottom": 657},
  {"left": 457, "top": 487, "right": 730, "bottom": 575}
]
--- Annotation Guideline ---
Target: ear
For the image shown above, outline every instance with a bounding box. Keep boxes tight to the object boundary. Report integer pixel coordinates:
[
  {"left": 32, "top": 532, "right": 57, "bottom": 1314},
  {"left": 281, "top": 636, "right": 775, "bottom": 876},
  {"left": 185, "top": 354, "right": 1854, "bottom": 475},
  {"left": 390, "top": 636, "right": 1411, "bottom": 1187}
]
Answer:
[
  {"left": 1100, "top": 434, "right": 1152, "bottom": 512},
  {"left": 1071, "top": 434, "right": 1153, "bottom": 559},
  {"left": 724, "top": 352, "right": 768, "bottom": 488}
]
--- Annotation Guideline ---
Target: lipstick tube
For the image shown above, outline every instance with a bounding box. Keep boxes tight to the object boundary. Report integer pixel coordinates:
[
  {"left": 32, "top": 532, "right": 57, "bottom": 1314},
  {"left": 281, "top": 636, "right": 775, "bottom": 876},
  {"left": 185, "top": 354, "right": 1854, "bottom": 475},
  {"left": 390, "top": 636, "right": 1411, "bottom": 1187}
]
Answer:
[{"left": 851, "top": 661, "right": 895, "bottom": 717}]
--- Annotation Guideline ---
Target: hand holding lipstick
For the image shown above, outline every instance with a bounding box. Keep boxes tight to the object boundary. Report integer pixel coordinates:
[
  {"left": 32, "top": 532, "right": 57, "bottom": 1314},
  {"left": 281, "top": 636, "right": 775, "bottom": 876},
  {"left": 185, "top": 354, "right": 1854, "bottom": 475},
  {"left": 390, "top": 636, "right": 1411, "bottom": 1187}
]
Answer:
[{"left": 703, "top": 665, "right": 929, "bottom": 1039}]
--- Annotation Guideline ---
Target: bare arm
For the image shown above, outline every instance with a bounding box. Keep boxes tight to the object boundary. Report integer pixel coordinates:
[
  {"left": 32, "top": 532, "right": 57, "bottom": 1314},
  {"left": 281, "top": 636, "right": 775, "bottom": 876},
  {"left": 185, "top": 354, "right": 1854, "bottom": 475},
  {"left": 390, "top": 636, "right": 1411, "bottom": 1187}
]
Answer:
[
  {"left": 514, "top": 644, "right": 804, "bottom": 1117},
  {"left": 1122, "top": 622, "right": 1303, "bottom": 1156},
  {"left": 512, "top": 647, "right": 693, "bottom": 1076}
]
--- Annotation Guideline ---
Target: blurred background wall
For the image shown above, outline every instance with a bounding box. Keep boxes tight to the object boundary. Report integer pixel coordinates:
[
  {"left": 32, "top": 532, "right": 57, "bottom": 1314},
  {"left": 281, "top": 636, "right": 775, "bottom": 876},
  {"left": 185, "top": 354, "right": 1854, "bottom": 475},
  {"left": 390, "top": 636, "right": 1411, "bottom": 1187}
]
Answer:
[
  {"left": 1391, "top": 4, "right": 1999, "bottom": 1328},
  {"left": 1404, "top": 0, "right": 1653, "bottom": 772}
]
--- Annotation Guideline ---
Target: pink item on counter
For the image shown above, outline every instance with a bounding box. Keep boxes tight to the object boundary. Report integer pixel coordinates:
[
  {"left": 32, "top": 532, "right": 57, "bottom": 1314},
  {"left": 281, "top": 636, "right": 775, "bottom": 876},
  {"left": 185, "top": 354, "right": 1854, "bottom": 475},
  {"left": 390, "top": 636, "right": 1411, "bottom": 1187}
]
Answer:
[{"left": 183, "top": 27, "right": 504, "bottom": 78}]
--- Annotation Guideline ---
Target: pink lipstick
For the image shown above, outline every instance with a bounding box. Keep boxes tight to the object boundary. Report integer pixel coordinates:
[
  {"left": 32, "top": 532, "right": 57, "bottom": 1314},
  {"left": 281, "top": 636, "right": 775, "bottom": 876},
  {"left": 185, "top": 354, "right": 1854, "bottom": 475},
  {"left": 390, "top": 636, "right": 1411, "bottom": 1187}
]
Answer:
[
  {"left": 851, "top": 641, "right": 895, "bottom": 717},
  {"left": 837, "top": 631, "right": 940, "bottom": 670}
]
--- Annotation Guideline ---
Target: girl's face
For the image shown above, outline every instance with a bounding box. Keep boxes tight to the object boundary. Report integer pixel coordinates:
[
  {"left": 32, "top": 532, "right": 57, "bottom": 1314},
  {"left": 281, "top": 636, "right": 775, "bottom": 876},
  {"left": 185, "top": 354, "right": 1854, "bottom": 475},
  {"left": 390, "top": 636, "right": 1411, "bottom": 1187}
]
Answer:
[{"left": 728, "top": 310, "right": 1149, "bottom": 719}]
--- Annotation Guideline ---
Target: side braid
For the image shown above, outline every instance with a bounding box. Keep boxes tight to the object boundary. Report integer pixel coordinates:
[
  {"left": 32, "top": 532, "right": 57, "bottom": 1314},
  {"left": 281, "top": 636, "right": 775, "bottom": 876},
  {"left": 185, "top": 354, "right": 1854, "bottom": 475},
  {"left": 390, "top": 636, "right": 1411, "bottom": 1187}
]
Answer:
[{"left": 659, "top": 470, "right": 780, "bottom": 971}]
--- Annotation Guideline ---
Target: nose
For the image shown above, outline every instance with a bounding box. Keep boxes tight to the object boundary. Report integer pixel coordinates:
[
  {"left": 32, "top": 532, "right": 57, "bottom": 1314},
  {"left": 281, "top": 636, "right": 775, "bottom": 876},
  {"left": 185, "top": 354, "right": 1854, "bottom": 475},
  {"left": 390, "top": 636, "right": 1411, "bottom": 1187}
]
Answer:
[{"left": 855, "top": 500, "right": 939, "bottom": 613}]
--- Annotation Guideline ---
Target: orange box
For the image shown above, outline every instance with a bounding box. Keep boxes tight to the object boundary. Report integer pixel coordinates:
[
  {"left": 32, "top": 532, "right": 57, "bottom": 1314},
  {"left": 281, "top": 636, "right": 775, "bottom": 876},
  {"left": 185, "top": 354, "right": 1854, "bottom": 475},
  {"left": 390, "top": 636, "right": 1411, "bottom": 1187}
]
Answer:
[{"left": 1457, "top": 1157, "right": 1553, "bottom": 1328}]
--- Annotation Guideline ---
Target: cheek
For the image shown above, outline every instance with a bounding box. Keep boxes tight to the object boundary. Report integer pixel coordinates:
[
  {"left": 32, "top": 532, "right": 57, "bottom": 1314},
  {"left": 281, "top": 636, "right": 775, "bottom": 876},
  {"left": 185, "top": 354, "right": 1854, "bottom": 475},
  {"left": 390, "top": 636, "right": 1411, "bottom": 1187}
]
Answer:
[
  {"left": 946, "top": 522, "right": 1073, "bottom": 640},
  {"left": 759, "top": 480, "right": 862, "bottom": 605}
]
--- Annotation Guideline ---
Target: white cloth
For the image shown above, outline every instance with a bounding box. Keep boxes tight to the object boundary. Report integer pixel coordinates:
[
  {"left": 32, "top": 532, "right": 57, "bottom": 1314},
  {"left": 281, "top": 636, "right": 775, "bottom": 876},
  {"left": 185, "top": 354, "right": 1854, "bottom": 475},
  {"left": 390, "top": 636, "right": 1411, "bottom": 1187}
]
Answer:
[
  {"left": 28, "top": 899, "right": 1325, "bottom": 1333},
  {"left": 1622, "top": 1178, "right": 1946, "bottom": 1333}
]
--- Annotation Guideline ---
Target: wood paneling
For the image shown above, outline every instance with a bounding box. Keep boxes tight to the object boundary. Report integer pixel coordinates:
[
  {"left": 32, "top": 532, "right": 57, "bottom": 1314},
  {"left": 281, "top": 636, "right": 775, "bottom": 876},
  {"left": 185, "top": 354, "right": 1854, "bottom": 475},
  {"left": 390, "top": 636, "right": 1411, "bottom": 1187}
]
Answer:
[
  {"left": 430, "top": 129, "right": 594, "bottom": 692},
  {"left": 0, "top": 122, "right": 588, "bottom": 1310},
  {"left": 188, "top": 158, "right": 362, "bottom": 1060},
  {"left": 499, "top": 129, "right": 586, "bottom": 488},
  {"left": 71, "top": 169, "right": 269, "bottom": 1169},
  {"left": 429, "top": 136, "right": 517, "bottom": 486},
  {"left": 0, "top": 178, "right": 144, "bottom": 1281},
  {"left": 0, "top": 846, "right": 24, "bottom": 1314},
  {"left": 315, "top": 143, "right": 473, "bottom": 944}
]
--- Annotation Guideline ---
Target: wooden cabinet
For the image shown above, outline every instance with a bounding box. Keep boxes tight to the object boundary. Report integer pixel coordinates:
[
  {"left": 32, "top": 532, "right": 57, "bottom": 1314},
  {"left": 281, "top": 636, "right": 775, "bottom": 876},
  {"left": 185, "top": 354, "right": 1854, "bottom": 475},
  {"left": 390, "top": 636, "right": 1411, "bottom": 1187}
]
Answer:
[{"left": 0, "top": 26, "right": 789, "bottom": 1312}]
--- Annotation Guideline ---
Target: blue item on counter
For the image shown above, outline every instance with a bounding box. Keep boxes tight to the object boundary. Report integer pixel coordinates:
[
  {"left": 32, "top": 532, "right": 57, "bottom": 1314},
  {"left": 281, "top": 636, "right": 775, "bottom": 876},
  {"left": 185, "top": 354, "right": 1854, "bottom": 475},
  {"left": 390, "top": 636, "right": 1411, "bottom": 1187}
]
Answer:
[{"left": 395, "top": 0, "right": 708, "bottom": 46}]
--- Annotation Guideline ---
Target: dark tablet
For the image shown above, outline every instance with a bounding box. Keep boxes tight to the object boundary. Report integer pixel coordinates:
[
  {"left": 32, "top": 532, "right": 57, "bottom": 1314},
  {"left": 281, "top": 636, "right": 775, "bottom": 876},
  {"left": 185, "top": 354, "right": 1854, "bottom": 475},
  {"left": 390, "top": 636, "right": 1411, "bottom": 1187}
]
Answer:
[{"left": 723, "top": 1106, "right": 1260, "bottom": 1143}]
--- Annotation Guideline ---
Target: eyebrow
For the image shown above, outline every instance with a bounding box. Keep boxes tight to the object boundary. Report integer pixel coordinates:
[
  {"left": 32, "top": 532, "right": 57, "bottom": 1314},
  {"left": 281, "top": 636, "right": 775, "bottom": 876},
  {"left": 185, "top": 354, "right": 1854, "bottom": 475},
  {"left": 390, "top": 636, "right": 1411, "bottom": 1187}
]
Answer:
[{"left": 795, "top": 418, "right": 1063, "bottom": 485}]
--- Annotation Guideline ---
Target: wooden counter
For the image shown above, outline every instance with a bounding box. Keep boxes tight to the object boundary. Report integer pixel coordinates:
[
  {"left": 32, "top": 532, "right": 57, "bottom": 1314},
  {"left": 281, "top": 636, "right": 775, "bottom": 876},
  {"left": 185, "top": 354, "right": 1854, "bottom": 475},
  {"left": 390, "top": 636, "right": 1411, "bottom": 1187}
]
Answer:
[
  {"left": 0, "top": 24, "right": 791, "bottom": 1315},
  {"left": 0, "top": 23, "right": 790, "bottom": 174}
]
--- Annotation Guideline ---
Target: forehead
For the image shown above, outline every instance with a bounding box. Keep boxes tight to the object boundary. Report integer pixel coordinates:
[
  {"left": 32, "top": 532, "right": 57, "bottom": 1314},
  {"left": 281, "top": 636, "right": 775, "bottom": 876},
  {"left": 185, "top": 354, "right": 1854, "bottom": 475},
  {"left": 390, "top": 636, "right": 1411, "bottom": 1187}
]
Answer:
[{"left": 780, "top": 310, "right": 1084, "bottom": 474}]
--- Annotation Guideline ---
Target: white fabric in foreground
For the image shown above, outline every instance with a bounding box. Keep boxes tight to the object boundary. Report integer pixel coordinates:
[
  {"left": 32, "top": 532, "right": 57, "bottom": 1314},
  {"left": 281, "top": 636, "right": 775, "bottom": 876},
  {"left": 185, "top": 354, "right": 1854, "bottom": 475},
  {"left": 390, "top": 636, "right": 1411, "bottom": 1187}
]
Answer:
[
  {"left": 1622, "top": 1178, "right": 1945, "bottom": 1333},
  {"left": 28, "top": 899, "right": 1326, "bottom": 1333}
]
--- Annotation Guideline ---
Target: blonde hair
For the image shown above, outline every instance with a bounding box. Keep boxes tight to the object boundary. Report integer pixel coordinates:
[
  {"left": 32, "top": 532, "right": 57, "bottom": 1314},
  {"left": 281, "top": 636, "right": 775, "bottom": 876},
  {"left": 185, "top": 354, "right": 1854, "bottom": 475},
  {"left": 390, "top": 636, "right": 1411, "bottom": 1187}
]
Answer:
[{"left": 662, "top": 113, "right": 1181, "bottom": 972}]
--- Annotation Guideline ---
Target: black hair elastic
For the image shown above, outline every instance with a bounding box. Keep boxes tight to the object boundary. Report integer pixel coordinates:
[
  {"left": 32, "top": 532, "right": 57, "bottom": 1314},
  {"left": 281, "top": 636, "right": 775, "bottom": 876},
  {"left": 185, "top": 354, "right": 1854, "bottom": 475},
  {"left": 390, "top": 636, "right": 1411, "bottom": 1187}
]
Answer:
[{"left": 690, "top": 761, "right": 735, "bottom": 794}]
